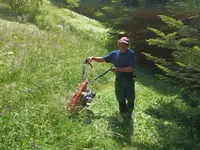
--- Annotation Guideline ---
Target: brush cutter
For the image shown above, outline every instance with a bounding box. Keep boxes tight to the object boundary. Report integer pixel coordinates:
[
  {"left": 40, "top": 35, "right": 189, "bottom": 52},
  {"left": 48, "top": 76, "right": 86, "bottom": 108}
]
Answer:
[{"left": 67, "top": 58, "right": 112, "bottom": 112}]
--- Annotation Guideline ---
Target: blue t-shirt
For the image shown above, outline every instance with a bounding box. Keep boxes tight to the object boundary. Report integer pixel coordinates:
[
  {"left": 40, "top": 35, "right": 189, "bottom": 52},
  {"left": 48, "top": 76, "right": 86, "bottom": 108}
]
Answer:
[{"left": 103, "top": 49, "right": 136, "bottom": 78}]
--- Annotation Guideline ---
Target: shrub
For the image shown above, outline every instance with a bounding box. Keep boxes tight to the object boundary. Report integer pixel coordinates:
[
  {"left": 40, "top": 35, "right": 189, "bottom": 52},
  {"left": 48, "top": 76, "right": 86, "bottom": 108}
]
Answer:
[{"left": 2, "top": 0, "right": 43, "bottom": 21}]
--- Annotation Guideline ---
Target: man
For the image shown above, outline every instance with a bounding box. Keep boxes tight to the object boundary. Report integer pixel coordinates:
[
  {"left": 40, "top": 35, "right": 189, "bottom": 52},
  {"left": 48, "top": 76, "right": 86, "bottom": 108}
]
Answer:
[{"left": 87, "top": 37, "right": 136, "bottom": 120}]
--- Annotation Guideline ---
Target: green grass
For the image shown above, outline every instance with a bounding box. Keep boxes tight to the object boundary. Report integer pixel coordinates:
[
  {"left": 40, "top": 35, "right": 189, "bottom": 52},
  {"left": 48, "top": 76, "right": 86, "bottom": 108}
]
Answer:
[{"left": 0, "top": 1, "right": 200, "bottom": 150}]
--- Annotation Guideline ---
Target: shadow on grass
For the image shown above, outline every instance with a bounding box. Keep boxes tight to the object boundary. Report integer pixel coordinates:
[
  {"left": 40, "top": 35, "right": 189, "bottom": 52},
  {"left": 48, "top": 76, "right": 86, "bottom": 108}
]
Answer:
[
  {"left": 70, "top": 109, "right": 135, "bottom": 145},
  {"left": 108, "top": 115, "right": 134, "bottom": 145},
  {"left": 146, "top": 100, "right": 200, "bottom": 150},
  {"left": 134, "top": 65, "right": 180, "bottom": 96},
  {"left": 107, "top": 114, "right": 159, "bottom": 149}
]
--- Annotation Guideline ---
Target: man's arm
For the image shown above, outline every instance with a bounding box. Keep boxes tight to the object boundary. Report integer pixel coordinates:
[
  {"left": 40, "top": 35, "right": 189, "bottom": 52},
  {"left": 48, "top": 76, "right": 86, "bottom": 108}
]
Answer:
[
  {"left": 112, "top": 66, "right": 134, "bottom": 72},
  {"left": 87, "top": 57, "right": 105, "bottom": 63}
]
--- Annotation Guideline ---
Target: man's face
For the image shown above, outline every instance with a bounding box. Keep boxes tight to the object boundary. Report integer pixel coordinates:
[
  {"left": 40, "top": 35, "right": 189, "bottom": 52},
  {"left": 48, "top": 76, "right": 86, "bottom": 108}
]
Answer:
[{"left": 118, "top": 42, "right": 128, "bottom": 50}]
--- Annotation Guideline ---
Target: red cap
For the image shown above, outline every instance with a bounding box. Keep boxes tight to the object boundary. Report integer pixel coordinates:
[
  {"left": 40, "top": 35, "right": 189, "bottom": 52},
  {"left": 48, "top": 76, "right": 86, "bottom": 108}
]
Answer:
[{"left": 118, "top": 37, "right": 129, "bottom": 44}]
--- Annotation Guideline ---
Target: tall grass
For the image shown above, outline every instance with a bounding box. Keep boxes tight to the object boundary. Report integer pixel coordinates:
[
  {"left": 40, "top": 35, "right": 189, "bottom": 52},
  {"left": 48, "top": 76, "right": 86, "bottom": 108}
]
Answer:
[{"left": 0, "top": 5, "right": 110, "bottom": 149}]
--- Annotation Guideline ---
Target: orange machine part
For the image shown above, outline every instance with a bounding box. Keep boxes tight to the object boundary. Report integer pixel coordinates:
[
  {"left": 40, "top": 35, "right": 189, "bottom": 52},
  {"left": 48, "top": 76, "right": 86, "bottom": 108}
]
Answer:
[{"left": 67, "top": 80, "right": 87, "bottom": 112}]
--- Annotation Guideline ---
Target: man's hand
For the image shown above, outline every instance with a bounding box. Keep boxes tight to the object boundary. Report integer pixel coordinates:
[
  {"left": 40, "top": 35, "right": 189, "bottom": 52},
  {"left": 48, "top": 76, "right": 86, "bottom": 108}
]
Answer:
[
  {"left": 86, "top": 57, "right": 105, "bottom": 63},
  {"left": 112, "top": 67, "right": 117, "bottom": 72},
  {"left": 86, "top": 57, "right": 93, "bottom": 63}
]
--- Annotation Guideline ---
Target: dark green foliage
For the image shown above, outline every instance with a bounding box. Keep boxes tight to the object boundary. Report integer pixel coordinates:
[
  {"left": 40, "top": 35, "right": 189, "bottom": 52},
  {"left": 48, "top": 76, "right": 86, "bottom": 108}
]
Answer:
[
  {"left": 144, "top": 15, "right": 200, "bottom": 89},
  {"left": 65, "top": 0, "right": 79, "bottom": 8},
  {"left": 2, "top": 0, "right": 43, "bottom": 21},
  {"left": 74, "top": 0, "right": 104, "bottom": 19},
  {"left": 181, "top": 86, "right": 200, "bottom": 107}
]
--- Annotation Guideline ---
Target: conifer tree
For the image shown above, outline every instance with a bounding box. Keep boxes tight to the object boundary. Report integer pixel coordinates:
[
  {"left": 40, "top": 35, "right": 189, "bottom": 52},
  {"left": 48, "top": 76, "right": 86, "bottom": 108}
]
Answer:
[{"left": 143, "top": 15, "right": 200, "bottom": 88}]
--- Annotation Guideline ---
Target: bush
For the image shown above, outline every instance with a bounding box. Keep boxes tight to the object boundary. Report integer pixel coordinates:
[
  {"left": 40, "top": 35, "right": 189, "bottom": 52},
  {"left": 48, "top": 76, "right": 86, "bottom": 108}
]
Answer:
[{"left": 2, "top": 0, "right": 43, "bottom": 21}]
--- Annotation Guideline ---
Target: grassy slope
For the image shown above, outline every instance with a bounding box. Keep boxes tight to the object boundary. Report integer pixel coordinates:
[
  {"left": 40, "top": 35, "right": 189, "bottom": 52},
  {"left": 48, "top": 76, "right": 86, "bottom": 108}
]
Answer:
[{"left": 0, "top": 1, "right": 200, "bottom": 150}]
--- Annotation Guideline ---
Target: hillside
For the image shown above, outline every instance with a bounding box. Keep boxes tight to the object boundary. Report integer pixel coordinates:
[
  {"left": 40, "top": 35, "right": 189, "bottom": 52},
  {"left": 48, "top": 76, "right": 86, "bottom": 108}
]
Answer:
[{"left": 0, "top": 1, "right": 200, "bottom": 150}]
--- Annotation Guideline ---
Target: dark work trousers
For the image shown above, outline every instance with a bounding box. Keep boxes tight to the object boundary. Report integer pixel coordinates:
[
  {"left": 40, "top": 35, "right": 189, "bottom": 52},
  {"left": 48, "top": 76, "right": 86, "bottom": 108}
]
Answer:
[{"left": 115, "top": 77, "right": 135, "bottom": 114}]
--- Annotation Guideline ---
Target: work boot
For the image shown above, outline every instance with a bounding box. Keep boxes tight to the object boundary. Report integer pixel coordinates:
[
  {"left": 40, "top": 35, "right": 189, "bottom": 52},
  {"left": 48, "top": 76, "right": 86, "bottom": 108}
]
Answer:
[
  {"left": 127, "top": 111, "right": 132, "bottom": 120},
  {"left": 123, "top": 110, "right": 132, "bottom": 123},
  {"left": 120, "top": 111, "right": 128, "bottom": 120}
]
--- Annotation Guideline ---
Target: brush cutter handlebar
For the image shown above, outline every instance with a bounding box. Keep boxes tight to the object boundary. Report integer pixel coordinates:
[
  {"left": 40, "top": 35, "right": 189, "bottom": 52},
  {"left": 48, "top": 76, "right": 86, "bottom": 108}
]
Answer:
[
  {"left": 82, "top": 58, "right": 93, "bottom": 81},
  {"left": 83, "top": 57, "right": 112, "bottom": 83},
  {"left": 88, "top": 66, "right": 113, "bottom": 84}
]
